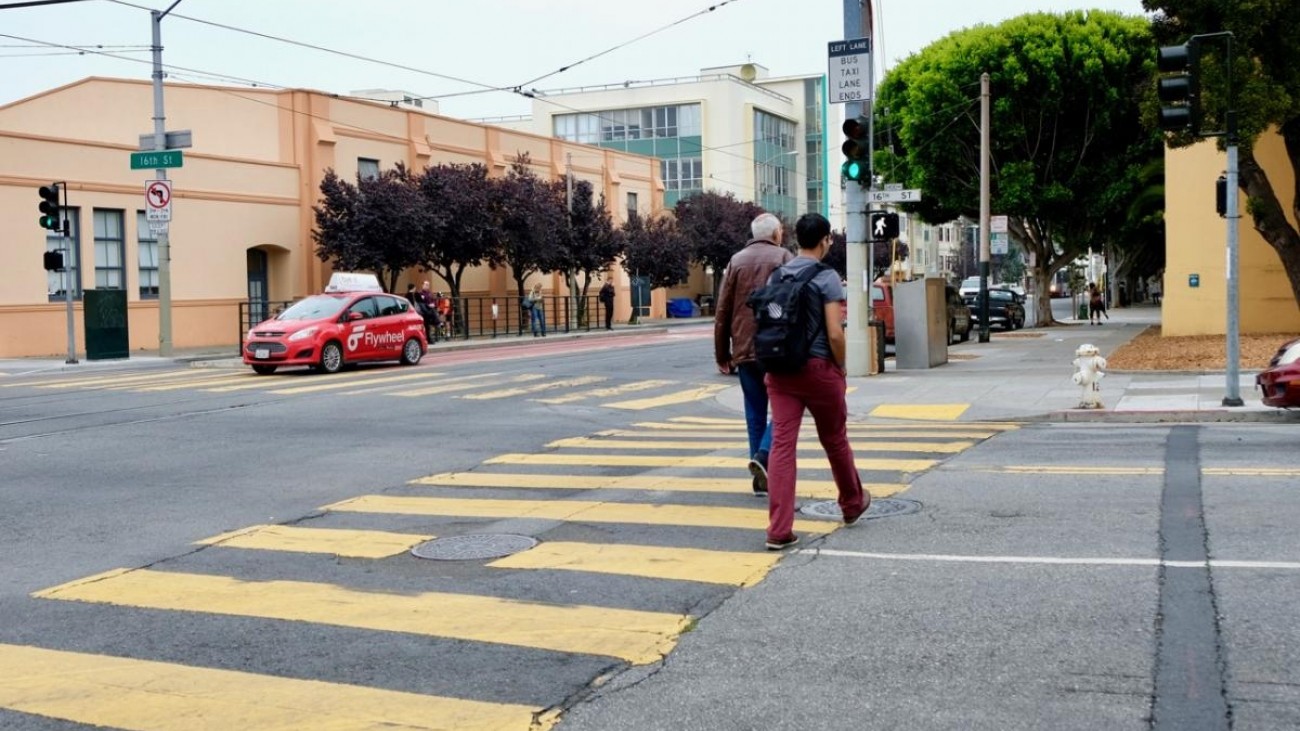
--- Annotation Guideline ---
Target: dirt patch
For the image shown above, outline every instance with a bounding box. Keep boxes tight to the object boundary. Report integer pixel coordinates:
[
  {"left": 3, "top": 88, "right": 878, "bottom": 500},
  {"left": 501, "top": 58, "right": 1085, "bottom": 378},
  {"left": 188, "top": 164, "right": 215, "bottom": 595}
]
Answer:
[
  {"left": 992, "top": 331, "right": 1046, "bottom": 339},
  {"left": 1107, "top": 326, "right": 1296, "bottom": 371}
]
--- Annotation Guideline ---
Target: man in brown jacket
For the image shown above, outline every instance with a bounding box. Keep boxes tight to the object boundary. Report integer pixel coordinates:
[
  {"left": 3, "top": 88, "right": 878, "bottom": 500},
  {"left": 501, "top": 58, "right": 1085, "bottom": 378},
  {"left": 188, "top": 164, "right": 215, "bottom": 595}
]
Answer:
[{"left": 714, "top": 212, "right": 793, "bottom": 495}]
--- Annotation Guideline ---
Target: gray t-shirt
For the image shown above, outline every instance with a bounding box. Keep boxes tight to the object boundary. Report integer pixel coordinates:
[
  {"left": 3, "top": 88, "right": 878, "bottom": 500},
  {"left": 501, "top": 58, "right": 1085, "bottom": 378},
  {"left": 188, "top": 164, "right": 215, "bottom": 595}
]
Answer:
[{"left": 770, "top": 256, "right": 845, "bottom": 361}]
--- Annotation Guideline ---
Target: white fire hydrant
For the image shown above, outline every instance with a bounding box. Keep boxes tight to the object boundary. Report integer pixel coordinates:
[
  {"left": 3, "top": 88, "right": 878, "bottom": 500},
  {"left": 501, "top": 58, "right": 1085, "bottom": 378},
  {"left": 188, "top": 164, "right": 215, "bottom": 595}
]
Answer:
[{"left": 1071, "top": 343, "right": 1107, "bottom": 409}]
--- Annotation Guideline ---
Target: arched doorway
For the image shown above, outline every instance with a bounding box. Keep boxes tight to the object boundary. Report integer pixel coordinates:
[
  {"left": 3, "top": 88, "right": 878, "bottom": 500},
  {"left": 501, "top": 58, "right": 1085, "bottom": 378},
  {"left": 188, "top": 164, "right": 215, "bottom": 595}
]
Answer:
[{"left": 246, "top": 249, "right": 269, "bottom": 324}]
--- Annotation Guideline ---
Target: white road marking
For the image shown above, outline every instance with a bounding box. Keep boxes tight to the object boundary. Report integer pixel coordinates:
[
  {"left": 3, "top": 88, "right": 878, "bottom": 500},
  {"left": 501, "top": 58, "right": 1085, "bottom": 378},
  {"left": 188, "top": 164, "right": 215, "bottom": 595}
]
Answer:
[{"left": 808, "top": 549, "right": 1300, "bottom": 570}]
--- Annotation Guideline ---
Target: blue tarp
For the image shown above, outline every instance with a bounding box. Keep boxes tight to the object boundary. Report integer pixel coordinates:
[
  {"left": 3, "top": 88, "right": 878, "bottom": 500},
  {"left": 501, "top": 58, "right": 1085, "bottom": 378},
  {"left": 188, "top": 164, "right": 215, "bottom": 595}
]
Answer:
[{"left": 667, "top": 298, "right": 699, "bottom": 318}]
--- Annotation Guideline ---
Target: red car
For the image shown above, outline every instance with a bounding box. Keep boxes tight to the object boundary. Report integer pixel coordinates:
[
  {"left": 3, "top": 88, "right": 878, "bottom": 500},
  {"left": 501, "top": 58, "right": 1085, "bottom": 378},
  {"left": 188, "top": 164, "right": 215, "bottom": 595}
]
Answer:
[
  {"left": 243, "top": 278, "right": 427, "bottom": 375},
  {"left": 1256, "top": 337, "right": 1300, "bottom": 408}
]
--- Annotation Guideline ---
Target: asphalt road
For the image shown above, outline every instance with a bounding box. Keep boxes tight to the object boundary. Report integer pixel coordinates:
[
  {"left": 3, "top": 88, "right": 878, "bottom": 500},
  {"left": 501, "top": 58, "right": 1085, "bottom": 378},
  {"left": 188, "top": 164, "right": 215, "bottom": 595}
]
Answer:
[{"left": 1, "top": 325, "right": 1297, "bottom": 730}]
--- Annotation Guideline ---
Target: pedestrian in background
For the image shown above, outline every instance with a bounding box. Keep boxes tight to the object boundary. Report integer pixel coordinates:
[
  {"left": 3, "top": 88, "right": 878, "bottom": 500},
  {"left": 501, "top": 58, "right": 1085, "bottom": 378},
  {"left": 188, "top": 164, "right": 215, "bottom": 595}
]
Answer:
[
  {"left": 599, "top": 277, "right": 616, "bottom": 330},
  {"left": 713, "top": 212, "right": 792, "bottom": 496},
  {"left": 527, "top": 283, "right": 547, "bottom": 337},
  {"left": 763, "top": 212, "right": 867, "bottom": 550}
]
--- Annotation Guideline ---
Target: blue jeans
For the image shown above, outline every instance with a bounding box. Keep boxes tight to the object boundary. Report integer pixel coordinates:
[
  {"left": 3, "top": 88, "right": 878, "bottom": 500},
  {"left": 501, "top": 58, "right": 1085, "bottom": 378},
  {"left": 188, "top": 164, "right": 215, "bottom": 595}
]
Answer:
[
  {"left": 736, "top": 362, "right": 774, "bottom": 459},
  {"left": 529, "top": 306, "right": 546, "bottom": 335}
]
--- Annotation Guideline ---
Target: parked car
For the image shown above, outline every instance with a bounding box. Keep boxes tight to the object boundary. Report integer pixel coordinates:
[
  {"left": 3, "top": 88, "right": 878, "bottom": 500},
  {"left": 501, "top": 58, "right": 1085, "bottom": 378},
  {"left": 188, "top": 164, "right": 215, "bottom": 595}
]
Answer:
[
  {"left": 242, "top": 273, "right": 427, "bottom": 375},
  {"left": 964, "top": 287, "right": 1026, "bottom": 330},
  {"left": 946, "top": 285, "right": 973, "bottom": 343},
  {"left": 871, "top": 280, "right": 971, "bottom": 344},
  {"left": 1256, "top": 337, "right": 1300, "bottom": 408},
  {"left": 958, "top": 276, "right": 981, "bottom": 298}
]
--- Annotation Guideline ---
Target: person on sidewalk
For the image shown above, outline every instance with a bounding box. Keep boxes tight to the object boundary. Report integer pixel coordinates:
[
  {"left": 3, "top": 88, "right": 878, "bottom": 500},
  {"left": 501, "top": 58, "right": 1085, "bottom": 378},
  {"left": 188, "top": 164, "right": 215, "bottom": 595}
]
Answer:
[
  {"left": 527, "top": 283, "right": 547, "bottom": 337},
  {"left": 1088, "top": 282, "right": 1107, "bottom": 325},
  {"left": 599, "top": 278, "right": 616, "bottom": 330},
  {"left": 763, "top": 212, "right": 868, "bottom": 550},
  {"left": 714, "top": 212, "right": 793, "bottom": 496}
]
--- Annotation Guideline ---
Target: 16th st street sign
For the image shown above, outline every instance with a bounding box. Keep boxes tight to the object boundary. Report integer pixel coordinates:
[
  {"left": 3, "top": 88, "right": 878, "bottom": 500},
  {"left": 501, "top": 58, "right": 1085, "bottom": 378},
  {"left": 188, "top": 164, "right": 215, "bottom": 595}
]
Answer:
[{"left": 130, "top": 150, "right": 184, "bottom": 170}]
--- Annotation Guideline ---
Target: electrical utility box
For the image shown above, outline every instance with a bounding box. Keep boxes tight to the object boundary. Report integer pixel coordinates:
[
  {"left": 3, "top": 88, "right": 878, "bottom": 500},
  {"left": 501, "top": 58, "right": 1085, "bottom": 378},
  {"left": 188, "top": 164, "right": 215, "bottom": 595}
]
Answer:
[{"left": 893, "top": 277, "right": 948, "bottom": 369}]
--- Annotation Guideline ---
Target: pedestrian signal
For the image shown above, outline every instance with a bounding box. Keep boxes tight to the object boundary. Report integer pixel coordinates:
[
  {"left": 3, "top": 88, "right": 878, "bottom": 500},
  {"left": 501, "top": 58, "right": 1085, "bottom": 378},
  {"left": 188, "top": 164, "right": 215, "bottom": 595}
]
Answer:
[{"left": 869, "top": 211, "right": 899, "bottom": 241}]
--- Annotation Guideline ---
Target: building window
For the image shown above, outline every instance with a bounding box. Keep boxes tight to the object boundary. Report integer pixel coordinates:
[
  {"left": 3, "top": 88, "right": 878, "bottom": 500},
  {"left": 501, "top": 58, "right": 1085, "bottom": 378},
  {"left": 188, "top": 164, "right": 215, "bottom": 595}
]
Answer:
[
  {"left": 46, "top": 207, "right": 81, "bottom": 301},
  {"left": 626, "top": 192, "right": 639, "bottom": 217},
  {"left": 137, "top": 211, "right": 159, "bottom": 299},
  {"left": 754, "top": 109, "right": 797, "bottom": 220},
  {"left": 661, "top": 157, "right": 703, "bottom": 192},
  {"left": 93, "top": 209, "right": 125, "bottom": 290},
  {"left": 358, "top": 158, "right": 380, "bottom": 180},
  {"left": 553, "top": 103, "right": 701, "bottom": 144}
]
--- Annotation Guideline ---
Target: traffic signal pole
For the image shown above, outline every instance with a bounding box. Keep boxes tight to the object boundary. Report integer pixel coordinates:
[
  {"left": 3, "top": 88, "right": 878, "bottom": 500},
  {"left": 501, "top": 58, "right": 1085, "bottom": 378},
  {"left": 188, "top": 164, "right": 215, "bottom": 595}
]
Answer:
[
  {"left": 978, "top": 72, "right": 991, "bottom": 343},
  {"left": 843, "top": 0, "right": 871, "bottom": 376},
  {"left": 60, "top": 183, "right": 76, "bottom": 363}
]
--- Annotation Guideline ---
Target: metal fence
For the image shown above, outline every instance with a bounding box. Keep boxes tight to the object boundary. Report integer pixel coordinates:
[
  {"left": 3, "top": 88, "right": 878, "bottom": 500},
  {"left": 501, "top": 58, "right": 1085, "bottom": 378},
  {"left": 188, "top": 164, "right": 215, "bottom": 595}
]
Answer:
[{"left": 236, "top": 294, "right": 604, "bottom": 355}]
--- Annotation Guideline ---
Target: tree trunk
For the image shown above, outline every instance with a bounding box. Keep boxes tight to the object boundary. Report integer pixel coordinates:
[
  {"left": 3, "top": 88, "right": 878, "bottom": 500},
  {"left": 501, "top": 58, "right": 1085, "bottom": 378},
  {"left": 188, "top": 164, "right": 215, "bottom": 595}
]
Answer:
[{"left": 1239, "top": 127, "right": 1300, "bottom": 310}]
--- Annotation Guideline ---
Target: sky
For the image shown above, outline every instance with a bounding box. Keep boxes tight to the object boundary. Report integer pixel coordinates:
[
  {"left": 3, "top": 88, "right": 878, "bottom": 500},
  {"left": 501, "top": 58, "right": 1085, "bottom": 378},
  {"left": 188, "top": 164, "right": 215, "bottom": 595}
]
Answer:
[{"left": 1, "top": 0, "right": 1148, "bottom": 119}]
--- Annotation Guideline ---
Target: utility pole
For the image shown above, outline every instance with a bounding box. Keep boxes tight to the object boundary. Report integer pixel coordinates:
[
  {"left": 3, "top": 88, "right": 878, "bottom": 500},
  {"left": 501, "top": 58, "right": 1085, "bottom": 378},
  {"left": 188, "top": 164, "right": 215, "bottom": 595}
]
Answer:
[
  {"left": 60, "top": 184, "right": 77, "bottom": 363},
  {"left": 977, "top": 72, "right": 991, "bottom": 343},
  {"left": 150, "top": 1, "right": 185, "bottom": 357},
  {"left": 843, "top": 0, "right": 872, "bottom": 376},
  {"left": 1223, "top": 92, "right": 1243, "bottom": 406}
]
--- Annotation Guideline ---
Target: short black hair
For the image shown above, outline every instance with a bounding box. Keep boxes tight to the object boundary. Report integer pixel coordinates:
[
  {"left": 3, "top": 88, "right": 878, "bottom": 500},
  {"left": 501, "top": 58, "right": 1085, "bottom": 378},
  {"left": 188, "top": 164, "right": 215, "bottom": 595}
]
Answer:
[{"left": 795, "top": 213, "right": 831, "bottom": 249}]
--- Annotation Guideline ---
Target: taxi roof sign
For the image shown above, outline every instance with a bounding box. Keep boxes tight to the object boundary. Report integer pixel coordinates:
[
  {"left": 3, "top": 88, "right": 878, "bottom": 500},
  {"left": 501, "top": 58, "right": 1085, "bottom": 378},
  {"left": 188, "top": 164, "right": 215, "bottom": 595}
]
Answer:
[{"left": 324, "top": 272, "right": 384, "bottom": 293}]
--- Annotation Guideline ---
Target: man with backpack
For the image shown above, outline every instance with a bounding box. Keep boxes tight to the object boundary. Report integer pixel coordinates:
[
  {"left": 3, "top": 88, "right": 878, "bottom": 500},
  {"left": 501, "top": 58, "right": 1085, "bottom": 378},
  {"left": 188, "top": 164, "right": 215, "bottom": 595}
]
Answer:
[
  {"left": 751, "top": 212, "right": 868, "bottom": 550},
  {"left": 714, "top": 212, "right": 793, "bottom": 496}
]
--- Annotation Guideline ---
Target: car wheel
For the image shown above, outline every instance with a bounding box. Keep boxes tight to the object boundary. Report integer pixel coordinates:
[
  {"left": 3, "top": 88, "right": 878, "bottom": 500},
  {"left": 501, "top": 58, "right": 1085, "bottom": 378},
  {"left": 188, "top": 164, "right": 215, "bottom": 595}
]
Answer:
[
  {"left": 251, "top": 364, "right": 277, "bottom": 375},
  {"left": 319, "top": 341, "right": 344, "bottom": 374},
  {"left": 400, "top": 338, "right": 423, "bottom": 366}
]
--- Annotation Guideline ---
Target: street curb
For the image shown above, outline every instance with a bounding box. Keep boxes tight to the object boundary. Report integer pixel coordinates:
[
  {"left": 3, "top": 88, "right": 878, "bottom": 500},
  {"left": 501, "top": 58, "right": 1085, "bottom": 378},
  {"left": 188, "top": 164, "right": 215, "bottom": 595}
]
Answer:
[
  {"left": 1023, "top": 409, "right": 1300, "bottom": 424},
  {"left": 186, "top": 326, "right": 673, "bottom": 369}
]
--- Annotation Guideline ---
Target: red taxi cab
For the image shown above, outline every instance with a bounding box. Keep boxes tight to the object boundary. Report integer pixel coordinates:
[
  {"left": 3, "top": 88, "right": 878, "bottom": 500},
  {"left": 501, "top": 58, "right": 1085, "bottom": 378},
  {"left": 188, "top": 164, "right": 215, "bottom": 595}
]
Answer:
[{"left": 242, "top": 273, "right": 428, "bottom": 375}]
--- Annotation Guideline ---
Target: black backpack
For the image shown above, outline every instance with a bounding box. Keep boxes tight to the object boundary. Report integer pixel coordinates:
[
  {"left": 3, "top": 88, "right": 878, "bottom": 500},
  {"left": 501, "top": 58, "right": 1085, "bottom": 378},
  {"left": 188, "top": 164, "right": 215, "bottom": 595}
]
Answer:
[{"left": 746, "top": 262, "right": 829, "bottom": 374}]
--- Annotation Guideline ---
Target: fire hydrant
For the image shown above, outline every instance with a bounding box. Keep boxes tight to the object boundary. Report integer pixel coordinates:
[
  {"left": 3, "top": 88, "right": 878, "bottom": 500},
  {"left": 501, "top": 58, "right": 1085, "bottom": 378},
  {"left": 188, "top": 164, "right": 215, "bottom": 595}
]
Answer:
[{"left": 1071, "top": 343, "right": 1107, "bottom": 409}]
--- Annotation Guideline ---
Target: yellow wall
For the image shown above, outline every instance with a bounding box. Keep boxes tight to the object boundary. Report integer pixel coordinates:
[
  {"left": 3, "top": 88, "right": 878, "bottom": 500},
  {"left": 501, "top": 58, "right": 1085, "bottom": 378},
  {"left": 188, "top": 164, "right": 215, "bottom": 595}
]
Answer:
[
  {"left": 1164, "top": 133, "right": 1300, "bottom": 335},
  {"left": 0, "top": 78, "right": 662, "bottom": 358}
]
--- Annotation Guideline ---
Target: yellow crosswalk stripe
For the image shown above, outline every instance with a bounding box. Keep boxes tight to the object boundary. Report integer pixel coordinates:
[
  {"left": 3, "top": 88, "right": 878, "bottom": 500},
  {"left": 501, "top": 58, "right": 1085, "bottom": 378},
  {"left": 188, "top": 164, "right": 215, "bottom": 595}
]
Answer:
[
  {"left": 597, "top": 428, "right": 1001, "bottom": 440},
  {"left": 461, "top": 375, "right": 608, "bottom": 400},
  {"left": 410, "top": 471, "right": 910, "bottom": 499},
  {"left": 33, "top": 369, "right": 212, "bottom": 390},
  {"left": 35, "top": 568, "right": 688, "bottom": 665},
  {"left": 327, "top": 495, "right": 839, "bottom": 535},
  {"left": 195, "top": 525, "right": 433, "bottom": 559},
  {"left": 870, "top": 404, "right": 971, "bottom": 421},
  {"left": 484, "top": 452, "right": 938, "bottom": 472},
  {"left": 270, "top": 371, "right": 435, "bottom": 395},
  {"left": 604, "top": 384, "right": 731, "bottom": 410},
  {"left": 534, "top": 379, "right": 677, "bottom": 404},
  {"left": 391, "top": 373, "right": 541, "bottom": 397},
  {"left": 131, "top": 374, "right": 261, "bottom": 391},
  {"left": 0, "top": 644, "right": 544, "bottom": 731},
  {"left": 635, "top": 419, "right": 1018, "bottom": 432},
  {"left": 490, "top": 541, "right": 780, "bottom": 586},
  {"left": 547, "top": 436, "right": 974, "bottom": 454}
]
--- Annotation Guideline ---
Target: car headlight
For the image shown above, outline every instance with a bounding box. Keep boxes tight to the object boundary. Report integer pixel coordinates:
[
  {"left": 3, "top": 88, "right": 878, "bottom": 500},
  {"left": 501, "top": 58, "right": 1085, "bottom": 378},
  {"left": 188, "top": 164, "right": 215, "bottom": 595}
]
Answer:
[{"left": 287, "top": 327, "right": 318, "bottom": 342}]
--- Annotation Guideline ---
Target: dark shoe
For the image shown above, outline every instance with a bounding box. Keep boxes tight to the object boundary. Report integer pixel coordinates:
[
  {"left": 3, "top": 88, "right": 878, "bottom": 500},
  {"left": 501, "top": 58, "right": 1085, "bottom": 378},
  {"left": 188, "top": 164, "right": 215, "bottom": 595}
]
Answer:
[
  {"left": 748, "top": 452, "right": 768, "bottom": 495},
  {"left": 765, "top": 534, "right": 799, "bottom": 551},
  {"left": 843, "top": 492, "right": 872, "bottom": 526}
]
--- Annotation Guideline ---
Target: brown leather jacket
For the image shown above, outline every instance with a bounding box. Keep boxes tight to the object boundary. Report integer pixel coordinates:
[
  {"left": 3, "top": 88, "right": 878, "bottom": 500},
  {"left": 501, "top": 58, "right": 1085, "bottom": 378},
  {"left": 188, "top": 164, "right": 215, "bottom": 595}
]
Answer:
[{"left": 714, "top": 238, "right": 793, "bottom": 368}]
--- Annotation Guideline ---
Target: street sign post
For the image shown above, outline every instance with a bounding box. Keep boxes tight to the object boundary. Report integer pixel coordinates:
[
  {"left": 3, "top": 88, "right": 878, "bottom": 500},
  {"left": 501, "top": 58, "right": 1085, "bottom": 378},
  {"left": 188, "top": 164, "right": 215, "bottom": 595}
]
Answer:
[
  {"left": 991, "top": 232, "right": 1009, "bottom": 255},
  {"left": 145, "top": 179, "right": 172, "bottom": 223},
  {"left": 130, "top": 150, "right": 183, "bottom": 170},
  {"left": 828, "top": 38, "right": 871, "bottom": 104},
  {"left": 867, "top": 188, "right": 921, "bottom": 204}
]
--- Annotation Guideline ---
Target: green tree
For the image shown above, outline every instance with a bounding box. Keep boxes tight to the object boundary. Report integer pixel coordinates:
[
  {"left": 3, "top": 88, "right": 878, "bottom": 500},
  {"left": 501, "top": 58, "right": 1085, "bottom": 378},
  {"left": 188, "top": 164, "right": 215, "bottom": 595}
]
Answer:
[
  {"left": 1144, "top": 0, "right": 1300, "bottom": 308},
  {"left": 874, "top": 10, "right": 1162, "bottom": 325},
  {"left": 496, "top": 155, "right": 570, "bottom": 300},
  {"left": 312, "top": 165, "right": 427, "bottom": 293},
  {"left": 621, "top": 211, "right": 691, "bottom": 291},
  {"left": 557, "top": 180, "right": 623, "bottom": 327},
  {"left": 415, "top": 162, "right": 501, "bottom": 334},
  {"left": 674, "top": 191, "right": 763, "bottom": 300}
]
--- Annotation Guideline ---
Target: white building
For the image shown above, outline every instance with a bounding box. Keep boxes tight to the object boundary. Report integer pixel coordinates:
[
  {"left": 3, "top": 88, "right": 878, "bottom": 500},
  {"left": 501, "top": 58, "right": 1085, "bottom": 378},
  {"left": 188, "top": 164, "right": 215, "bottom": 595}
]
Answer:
[{"left": 492, "top": 63, "right": 831, "bottom": 223}]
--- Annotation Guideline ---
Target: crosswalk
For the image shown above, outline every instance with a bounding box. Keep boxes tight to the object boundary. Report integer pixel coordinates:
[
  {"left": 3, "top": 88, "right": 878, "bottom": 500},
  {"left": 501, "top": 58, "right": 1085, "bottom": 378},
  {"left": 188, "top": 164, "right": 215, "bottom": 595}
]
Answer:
[
  {"left": 0, "top": 366, "right": 741, "bottom": 411},
  {"left": 4, "top": 416, "right": 1009, "bottom": 730}
]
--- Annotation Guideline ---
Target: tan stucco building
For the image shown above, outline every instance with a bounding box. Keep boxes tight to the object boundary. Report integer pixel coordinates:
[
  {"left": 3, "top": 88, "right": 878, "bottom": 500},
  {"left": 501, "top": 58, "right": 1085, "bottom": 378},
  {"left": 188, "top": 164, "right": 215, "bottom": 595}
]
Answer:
[
  {"left": 0, "top": 78, "right": 662, "bottom": 358},
  {"left": 1163, "top": 131, "right": 1300, "bottom": 336}
]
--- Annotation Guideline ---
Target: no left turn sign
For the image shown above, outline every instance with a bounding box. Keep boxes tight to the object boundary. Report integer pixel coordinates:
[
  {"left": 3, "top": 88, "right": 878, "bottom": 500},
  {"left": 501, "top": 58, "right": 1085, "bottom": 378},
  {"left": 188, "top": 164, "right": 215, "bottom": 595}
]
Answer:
[{"left": 145, "top": 179, "right": 172, "bottom": 223}]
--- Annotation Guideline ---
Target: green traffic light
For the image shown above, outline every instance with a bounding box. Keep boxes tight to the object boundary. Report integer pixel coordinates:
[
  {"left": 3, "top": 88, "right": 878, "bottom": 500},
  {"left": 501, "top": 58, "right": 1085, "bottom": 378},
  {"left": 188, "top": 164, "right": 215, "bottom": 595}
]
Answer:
[
  {"left": 841, "top": 160, "right": 866, "bottom": 181},
  {"left": 39, "top": 215, "right": 56, "bottom": 230}
]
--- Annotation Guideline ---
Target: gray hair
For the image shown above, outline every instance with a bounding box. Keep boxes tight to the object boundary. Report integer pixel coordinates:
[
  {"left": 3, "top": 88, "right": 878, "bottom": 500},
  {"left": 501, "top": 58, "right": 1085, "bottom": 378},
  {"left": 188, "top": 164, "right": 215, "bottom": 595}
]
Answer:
[{"left": 751, "top": 213, "right": 781, "bottom": 241}]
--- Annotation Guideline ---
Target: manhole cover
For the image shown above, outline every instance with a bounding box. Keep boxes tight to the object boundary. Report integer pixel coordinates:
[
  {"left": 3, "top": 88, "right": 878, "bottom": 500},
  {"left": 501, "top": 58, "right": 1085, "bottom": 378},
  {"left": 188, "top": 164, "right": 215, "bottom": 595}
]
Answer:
[
  {"left": 800, "top": 498, "right": 922, "bottom": 521},
  {"left": 411, "top": 534, "right": 538, "bottom": 560}
]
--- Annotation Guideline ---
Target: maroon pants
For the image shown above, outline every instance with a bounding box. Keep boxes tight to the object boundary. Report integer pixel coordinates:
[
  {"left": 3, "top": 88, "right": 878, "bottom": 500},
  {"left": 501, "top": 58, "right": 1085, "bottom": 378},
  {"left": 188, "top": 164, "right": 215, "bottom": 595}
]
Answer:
[{"left": 764, "top": 357, "right": 866, "bottom": 541}]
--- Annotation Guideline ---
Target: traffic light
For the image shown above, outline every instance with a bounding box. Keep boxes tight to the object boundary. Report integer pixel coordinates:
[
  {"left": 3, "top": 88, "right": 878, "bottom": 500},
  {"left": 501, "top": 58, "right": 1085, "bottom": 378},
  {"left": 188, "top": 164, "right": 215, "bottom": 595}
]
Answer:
[
  {"left": 841, "top": 115, "right": 870, "bottom": 184},
  {"left": 869, "top": 211, "right": 899, "bottom": 241},
  {"left": 1157, "top": 42, "right": 1199, "bottom": 133},
  {"left": 38, "top": 183, "right": 60, "bottom": 231},
  {"left": 1215, "top": 174, "right": 1227, "bottom": 217},
  {"left": 43, "top": 251, "right": 64, "bottom": 271}
]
